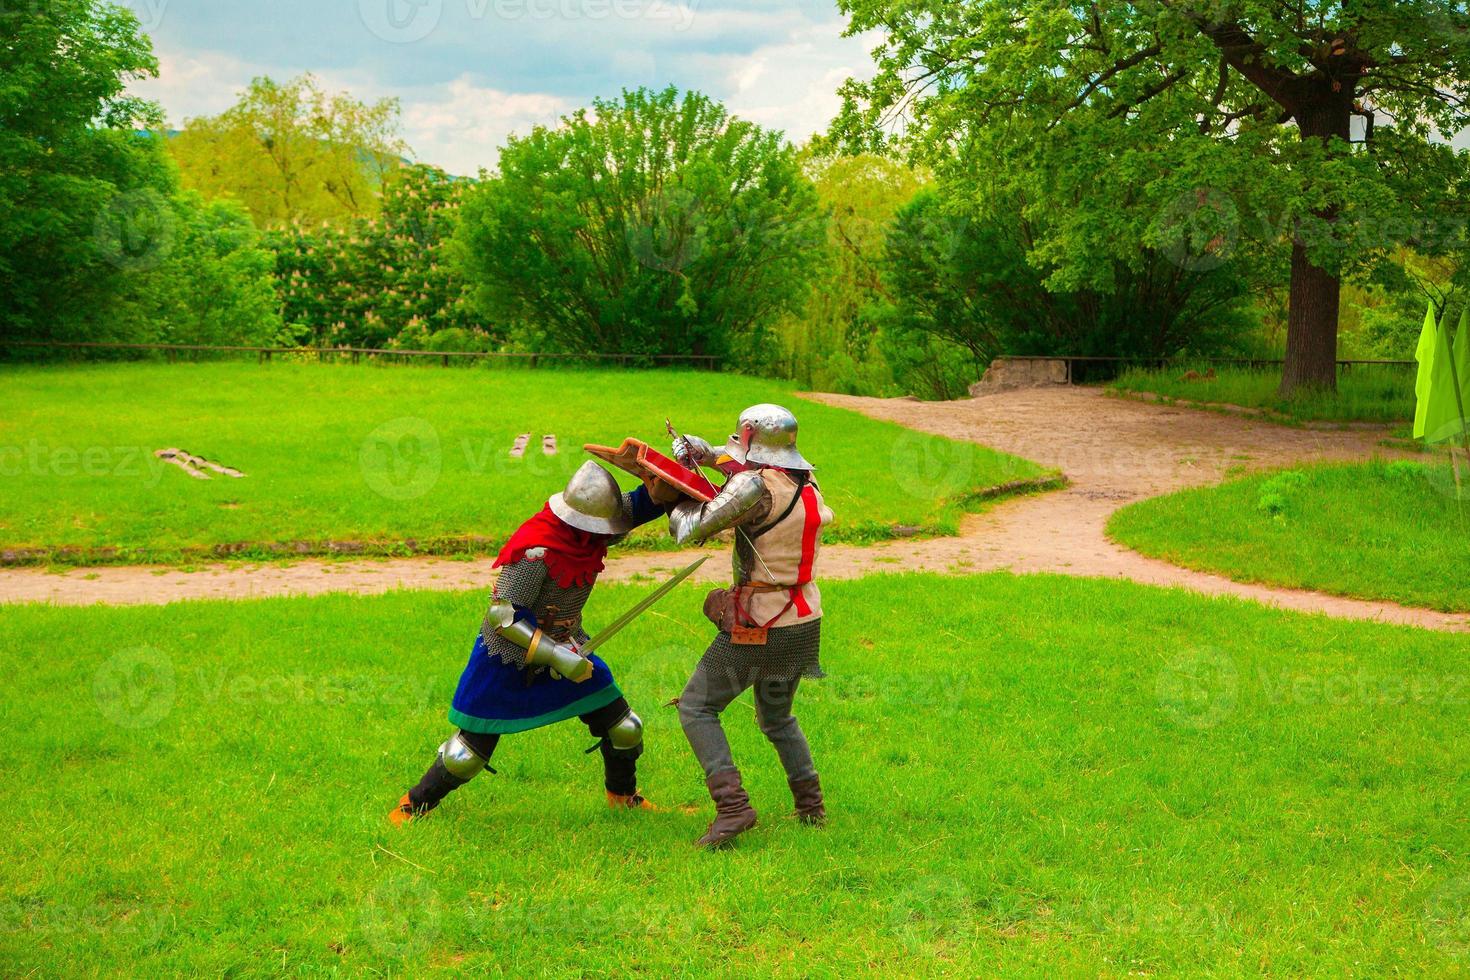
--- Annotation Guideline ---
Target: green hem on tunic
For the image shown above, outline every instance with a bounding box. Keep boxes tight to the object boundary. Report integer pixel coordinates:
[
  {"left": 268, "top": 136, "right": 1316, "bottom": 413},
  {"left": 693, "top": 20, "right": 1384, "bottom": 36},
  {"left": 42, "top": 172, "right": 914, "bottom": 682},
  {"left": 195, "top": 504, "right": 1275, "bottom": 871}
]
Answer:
[{"left": 448, "top": 684, "right": 623, "bottom": 735}]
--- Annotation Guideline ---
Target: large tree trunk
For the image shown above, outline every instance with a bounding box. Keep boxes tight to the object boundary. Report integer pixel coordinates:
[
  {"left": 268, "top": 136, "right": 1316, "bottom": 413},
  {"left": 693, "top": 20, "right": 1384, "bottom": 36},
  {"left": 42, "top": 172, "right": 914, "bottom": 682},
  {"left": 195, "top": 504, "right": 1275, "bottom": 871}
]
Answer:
[
  {"left": 1278, "top": 95, "right": 1353, "bottom": 397},
  {"left": 1279, "top": 237, "right": 1341, "bottom": 393}
]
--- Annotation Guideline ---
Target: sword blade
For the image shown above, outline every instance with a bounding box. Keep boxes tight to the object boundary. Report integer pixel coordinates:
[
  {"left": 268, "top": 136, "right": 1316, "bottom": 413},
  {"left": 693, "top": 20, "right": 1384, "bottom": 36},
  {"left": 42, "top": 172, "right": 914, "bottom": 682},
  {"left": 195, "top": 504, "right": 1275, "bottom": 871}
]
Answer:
[{"left": 579, "top": 555, "right": 708, "bottom": 656}]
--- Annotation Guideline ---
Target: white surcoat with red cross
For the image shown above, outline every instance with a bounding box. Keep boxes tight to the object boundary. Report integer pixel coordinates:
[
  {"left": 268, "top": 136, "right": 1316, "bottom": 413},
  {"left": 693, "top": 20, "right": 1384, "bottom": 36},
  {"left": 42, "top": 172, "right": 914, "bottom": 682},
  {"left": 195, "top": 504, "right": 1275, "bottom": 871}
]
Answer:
[{"left": 736, "top": 468, "right": 832, "bottom": 628}]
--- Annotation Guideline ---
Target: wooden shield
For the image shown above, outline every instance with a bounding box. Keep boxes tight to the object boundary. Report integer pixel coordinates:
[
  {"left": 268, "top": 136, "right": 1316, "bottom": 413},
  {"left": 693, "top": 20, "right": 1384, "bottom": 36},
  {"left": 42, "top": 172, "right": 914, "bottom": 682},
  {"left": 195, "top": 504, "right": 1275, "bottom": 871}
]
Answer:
[{"left": 584, "top": 438, "right": 719, "bottom": 502}]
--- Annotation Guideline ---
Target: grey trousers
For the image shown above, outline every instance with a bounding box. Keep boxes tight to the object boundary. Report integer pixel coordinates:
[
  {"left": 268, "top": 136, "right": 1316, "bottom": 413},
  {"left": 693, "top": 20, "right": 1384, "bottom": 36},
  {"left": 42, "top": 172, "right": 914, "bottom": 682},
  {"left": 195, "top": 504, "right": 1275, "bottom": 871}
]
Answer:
[{"left": 677, "top": 625, "right": 820, "bottom": 784}]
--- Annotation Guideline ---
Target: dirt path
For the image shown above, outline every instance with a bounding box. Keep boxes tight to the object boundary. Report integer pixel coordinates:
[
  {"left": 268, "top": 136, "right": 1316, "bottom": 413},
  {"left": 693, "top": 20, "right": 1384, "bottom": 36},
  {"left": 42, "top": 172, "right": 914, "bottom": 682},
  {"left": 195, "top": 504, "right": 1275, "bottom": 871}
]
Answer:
[{"left": 2, "top": 387, "right": 1461, "bottom": 632}]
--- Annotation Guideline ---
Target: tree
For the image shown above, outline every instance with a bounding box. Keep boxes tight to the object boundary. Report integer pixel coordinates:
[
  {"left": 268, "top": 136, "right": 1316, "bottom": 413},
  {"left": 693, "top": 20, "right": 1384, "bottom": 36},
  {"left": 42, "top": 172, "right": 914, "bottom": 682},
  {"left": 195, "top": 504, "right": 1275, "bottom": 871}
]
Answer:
[
  {"left": 271, "top": 164, "right": 480, "bottom": 347},
  {"left": 881, "top": 186, "right": 1254, "bottom": 369},
  {"left": 170, "top": 74, "right": 406, "bottom": 229},
  {"left": 775, "top": 152, "right": 929, "bottom": 391},
  {"left": 456, "top": 87, "right": 824, "bottom": 360},
  {"left": 0, "top": 0, "right": 169, "bottom": 341},
  {"left": 835, "top": 0, "right": 1470, "bottom": 394},
  {"left": 135, "top": 193, "right": 283, "bottom": 346}
]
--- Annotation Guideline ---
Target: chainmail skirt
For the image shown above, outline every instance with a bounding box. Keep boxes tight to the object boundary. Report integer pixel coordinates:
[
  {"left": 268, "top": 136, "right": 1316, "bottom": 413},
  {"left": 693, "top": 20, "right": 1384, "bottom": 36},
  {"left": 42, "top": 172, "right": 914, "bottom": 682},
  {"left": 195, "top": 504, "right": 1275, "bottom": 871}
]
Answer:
[{"left": 696, "top": 617, "right": 824, "bottom": 681}]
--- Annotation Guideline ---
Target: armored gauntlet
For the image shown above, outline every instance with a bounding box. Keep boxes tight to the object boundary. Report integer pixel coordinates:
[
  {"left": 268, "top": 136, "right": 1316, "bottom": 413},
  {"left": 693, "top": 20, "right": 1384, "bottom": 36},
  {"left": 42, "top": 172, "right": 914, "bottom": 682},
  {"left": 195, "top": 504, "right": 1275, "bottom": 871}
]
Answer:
[
  {"left": 672, "top": 434, "right": 717, "bottom": 468},
  {"left": 486, "top": 602, "right": 594, "bottom": 682}
]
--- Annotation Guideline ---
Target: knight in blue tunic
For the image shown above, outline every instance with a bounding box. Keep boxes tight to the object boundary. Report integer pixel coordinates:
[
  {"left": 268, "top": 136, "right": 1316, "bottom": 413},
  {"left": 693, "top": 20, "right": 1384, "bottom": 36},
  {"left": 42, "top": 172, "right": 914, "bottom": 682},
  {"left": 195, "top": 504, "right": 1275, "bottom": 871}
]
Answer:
[{"left": 391, "top": 461, "right": 672, "bottom": 823}]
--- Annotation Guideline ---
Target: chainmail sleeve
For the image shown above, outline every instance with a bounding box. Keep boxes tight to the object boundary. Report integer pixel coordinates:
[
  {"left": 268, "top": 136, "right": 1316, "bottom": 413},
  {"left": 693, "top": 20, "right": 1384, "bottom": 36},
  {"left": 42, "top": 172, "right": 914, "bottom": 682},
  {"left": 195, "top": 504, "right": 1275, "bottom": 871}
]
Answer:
[
  {"left": 479, "top": 556, "right": 550, "bottom": 667},
  {"left": 493, "top": 555, "right": 548, "bottom": 607}
]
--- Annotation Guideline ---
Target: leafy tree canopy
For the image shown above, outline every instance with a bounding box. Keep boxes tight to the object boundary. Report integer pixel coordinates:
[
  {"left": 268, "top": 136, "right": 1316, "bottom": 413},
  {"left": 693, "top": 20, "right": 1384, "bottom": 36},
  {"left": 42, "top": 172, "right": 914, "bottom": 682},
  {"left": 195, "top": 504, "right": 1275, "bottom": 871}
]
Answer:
[
  {"left": 170, "top": 74, "right": 406, "bottom": 229},
  {"left": 834, "top": 0, "right": 1470, "bottom": 392},
  {"left": 0, "top": 0, "right": 168, "bottom": 340},
  {"left": 456, "top": 87, "right": 825, "bottom": 360}
]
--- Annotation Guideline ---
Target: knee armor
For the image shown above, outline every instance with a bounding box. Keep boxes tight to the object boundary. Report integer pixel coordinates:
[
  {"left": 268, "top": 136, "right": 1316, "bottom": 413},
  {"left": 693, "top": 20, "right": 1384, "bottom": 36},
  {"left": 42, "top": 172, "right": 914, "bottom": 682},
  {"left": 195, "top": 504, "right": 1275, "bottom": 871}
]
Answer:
[
  {"left": 438, "top": 733, "right": 488, "bottom": 781},
  {"left": 606, "top": 710, "right": 643, "bottom": 751}
]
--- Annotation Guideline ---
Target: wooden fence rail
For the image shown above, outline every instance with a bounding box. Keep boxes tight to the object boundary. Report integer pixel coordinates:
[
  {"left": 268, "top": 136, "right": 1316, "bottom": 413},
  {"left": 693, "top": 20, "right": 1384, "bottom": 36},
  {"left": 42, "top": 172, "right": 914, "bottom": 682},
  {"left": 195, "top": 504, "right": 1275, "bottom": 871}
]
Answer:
[
  {"left": 995, "top": 355, "right": 1415, "bottom": 384},
  {"left": 0, "top": 341, "right": 723, "bottom": 370}
]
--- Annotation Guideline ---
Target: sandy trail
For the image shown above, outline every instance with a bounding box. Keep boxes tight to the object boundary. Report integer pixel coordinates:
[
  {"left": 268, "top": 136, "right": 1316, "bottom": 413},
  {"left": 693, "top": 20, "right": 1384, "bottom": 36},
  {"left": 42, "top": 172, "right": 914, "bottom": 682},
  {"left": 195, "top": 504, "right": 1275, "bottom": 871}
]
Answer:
[{"left": 1, "top": 387, "right": 1461, "bottom": 632}]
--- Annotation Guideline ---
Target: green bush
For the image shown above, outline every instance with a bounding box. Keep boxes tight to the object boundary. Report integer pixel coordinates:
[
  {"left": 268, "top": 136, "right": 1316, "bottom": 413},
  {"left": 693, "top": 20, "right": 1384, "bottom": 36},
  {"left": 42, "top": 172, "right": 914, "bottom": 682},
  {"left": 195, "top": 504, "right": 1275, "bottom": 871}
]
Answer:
[{"left": 456, "top": 88, "right": 824, "bottom": 362}]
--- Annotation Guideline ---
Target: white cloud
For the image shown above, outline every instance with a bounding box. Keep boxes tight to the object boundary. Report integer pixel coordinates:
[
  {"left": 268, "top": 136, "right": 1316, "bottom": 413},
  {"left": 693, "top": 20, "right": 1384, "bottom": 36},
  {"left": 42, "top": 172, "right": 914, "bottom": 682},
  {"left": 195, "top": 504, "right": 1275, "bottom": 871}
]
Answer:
[
  {"left": 129, "top": 46, "right": 569, "bottom": 175},
  {"left": 397, "top": 77, "right": 571, "bottom": 174},
  {"left": 126, "top": 4, "right": 879, "bottom": 171},
  {"left": 128, "top": 47, "right": 261, "bottom": 125},
  {"left": 704, "top": 22, "right": 880, "bottom": 143}
]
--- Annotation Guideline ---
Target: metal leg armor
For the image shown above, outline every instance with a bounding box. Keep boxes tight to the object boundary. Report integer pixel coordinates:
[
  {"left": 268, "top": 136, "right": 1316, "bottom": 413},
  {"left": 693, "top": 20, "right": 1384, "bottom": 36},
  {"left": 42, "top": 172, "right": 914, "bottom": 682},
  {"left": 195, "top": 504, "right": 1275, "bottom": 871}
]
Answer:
[
  {"left": 405, "top": 731, "right": 498, "bottom": 816},
  {"left": 439, "top": 732, "right": 490, "bottom": 780}
]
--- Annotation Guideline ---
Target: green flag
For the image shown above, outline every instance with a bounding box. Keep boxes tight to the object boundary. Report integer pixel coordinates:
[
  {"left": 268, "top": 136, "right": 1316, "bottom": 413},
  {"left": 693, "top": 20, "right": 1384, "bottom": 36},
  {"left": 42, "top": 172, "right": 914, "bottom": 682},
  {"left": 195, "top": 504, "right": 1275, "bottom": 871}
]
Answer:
[
  {"left": 1414, "top": 301, "right": 1437, "bottom": 440},
  {"left": 1452, "top": 306, "right": 1470, "bottom": 444},
  {"left": 1421, "top": 303, "right": 1463, "bottom": 444}
]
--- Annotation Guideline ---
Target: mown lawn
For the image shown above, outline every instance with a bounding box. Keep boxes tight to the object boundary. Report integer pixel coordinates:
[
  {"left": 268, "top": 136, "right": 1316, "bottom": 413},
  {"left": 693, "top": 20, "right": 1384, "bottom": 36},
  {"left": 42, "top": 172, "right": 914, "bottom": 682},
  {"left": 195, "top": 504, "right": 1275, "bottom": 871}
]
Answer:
[
  {"left": 1109, "top": 460, "right": 1470, "bottom": 612},
  {"left": 4, "top": 573, "right": 1469, "bottom": 975},
  {"left": 0, "top": 362, "right": 1048, "bottom": 563},
  {"left": 1109, "top": 364, "right": 1416, "bottom": 424}
]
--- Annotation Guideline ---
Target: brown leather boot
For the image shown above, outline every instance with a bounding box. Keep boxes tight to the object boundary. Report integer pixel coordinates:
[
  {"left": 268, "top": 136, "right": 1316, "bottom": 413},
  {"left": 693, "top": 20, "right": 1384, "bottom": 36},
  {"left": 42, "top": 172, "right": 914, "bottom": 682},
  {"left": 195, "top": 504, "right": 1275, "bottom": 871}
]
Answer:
[
  {"left": 789, "top": 775, "right": 825, "bottom": 826},
  {"left": 695, "top": 770, "right": 757, "bottom": 848}
]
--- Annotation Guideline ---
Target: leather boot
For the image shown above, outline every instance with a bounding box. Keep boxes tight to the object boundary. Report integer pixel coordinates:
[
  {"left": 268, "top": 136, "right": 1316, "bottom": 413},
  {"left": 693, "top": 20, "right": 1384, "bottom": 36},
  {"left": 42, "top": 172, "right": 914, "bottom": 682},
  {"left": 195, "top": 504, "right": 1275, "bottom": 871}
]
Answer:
[
  {"left": 789, "top": 775, "right": 825, "bottom": 826},
  {"left": 695, "top": 770, "right": 757, "bottom": 848}
]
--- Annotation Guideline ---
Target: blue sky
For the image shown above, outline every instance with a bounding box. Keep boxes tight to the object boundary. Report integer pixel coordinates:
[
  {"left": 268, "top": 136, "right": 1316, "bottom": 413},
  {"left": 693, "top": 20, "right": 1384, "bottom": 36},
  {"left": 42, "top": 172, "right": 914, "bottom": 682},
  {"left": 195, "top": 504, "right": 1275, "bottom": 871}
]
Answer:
[{"left": 123, "top": 0, "right": 879, "bottom": 175}]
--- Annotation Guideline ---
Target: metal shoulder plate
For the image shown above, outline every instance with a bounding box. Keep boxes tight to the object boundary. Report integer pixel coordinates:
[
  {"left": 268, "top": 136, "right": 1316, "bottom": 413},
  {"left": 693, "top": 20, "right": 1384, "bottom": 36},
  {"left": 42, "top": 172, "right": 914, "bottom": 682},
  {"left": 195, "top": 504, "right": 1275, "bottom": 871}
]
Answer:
[{"left": 669, "top": 469, "right": 766, "bottom": 544}]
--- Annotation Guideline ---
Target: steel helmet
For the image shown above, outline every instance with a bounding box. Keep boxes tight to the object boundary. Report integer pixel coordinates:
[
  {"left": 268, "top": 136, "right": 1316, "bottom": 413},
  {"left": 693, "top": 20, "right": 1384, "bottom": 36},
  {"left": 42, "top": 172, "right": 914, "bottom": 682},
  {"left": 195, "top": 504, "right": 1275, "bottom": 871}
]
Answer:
[
  {"left": 549, "top": 461, "right": 634, "bottom": 535},
  {"left": 722, "top": 403, "right": 813, "bottom": 471}
]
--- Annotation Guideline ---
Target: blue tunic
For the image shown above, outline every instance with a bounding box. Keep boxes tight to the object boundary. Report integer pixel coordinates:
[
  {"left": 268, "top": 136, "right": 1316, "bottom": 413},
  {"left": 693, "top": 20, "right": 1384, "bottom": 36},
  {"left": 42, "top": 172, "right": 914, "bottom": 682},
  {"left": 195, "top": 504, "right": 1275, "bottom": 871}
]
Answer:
[
  {"left": 449, "top": 633, "right": 622, "bottom": 734},
  {"left": 447, "top": 485, "right": 663, "bottom": 735}
]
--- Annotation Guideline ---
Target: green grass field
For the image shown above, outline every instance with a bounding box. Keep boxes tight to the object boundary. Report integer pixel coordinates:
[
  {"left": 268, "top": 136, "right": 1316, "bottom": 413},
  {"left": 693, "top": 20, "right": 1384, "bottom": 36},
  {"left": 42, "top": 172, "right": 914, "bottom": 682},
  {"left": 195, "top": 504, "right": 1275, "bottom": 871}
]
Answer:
[
  {"left": 5, "top": 573, "right": 1470, "bottom": 975},
  {"left": 1109, "top": 460, "right": 1470, "bottom": 612},
  {"left": 0, "top": 362, "right": 1049, "bottom": 564},
  {"left": 1108, "top": 365, "right": 1416, "bottom": 424}
]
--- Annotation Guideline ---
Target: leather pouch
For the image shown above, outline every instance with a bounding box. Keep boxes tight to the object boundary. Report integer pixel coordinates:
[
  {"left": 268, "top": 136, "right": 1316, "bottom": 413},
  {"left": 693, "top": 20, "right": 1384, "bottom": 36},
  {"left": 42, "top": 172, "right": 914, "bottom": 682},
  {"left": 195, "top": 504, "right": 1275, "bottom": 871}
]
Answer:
[{"left": 703, "top": 588, "right": 736, "bottom": 631}]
